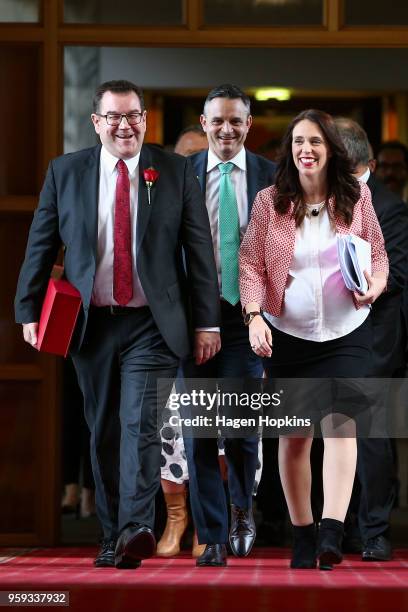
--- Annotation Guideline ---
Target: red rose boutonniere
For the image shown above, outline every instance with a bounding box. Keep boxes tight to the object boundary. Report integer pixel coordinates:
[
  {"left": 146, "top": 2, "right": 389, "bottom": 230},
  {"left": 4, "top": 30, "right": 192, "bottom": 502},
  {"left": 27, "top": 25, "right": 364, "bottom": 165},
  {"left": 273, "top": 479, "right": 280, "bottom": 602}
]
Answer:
[{"left": 143, "top": 167, "right": 159, "bottom": 205}]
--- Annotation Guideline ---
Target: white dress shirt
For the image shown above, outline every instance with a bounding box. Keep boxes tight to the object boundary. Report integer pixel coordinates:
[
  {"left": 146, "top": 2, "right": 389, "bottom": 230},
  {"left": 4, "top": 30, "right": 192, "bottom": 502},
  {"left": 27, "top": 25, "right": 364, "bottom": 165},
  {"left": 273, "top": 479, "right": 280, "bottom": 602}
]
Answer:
[
  {"left": 91, "top": 146, "right": 148, "bottom": 307},
  {"left": 359, "top": 167, "right": 371, "bottom": 184},
  {"left": 206, "top": 147, "right": 248, "bottom": 291},
  {"left": 265, "top": 204, "right": 369, "bottom": 342}
]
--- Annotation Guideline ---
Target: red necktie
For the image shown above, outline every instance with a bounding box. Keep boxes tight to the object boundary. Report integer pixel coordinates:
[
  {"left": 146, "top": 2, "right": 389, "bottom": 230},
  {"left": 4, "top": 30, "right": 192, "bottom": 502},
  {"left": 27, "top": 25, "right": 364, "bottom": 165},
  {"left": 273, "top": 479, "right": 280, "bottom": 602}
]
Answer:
[{"left": 113, "top": 159, "right": 133, "bottom": 305}]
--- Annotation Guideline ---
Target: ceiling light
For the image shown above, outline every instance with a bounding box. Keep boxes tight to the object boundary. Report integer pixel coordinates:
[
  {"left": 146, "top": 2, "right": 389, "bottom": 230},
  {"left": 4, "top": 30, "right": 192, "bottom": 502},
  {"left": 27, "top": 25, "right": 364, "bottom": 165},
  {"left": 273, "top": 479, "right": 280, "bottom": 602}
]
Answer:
[{"left": 254, "top": 88, "right": 291, "bottom": 101}]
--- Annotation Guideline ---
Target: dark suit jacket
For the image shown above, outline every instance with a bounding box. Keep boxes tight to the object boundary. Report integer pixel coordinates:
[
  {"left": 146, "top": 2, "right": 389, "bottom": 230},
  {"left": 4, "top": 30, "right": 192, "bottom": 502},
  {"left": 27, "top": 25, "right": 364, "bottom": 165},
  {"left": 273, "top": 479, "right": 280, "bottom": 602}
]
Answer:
[
  {"left": 402, "top": 284, "right": 408, "bottom": 357},
  {"left": 190, "top": 148, "right": 276, "bottom": 217},
  {"left": 367, "top": 173, "right": 408, "bottom": 375},
  {"left": 15, "top": 144, "right": 220, "bottom": 358}
]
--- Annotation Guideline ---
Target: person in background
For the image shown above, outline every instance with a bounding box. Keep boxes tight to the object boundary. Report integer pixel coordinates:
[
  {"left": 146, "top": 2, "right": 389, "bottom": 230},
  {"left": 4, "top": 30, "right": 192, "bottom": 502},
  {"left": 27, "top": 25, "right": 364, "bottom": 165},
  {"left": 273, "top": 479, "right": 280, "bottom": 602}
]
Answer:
[
  {"left": 376, "top": 138, "right": 408, "bottom": 497},
  {"left": 174, "top": 124, "right": 208, "bottom": 157},
  {"left": 240, "top": 109, "right": 388, "bottom": 571},
  {"left": 61, "top": 357, "right": 95, "bottom": 519},
  {"left": 375, "top": 140, "right": 408, "bottom": 202},
  {"left": 336, "top": 117, "right": 408, "bottom": 561},
  {"left": 376, "top": 141, "right": 408, "bottom": 379},
  {"left": 368, "top": 142, "right": 377, "bottom": 174},
  {"left": 157, "top": 123, "right": 208, "bottom": 559}
]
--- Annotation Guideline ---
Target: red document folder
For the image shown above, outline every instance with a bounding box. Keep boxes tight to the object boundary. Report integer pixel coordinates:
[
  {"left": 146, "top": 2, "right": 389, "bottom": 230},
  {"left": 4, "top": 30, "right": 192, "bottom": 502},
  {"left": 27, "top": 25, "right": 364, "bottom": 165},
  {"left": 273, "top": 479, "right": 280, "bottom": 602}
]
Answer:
[{"left": 37, "top": 278, "right": 82, "bottom": 357}]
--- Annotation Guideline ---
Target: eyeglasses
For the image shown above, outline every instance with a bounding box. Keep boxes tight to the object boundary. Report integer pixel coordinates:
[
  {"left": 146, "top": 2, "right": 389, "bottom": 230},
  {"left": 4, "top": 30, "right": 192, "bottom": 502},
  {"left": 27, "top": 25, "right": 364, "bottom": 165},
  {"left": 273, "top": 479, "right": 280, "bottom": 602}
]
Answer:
[{"left": 96, "top": 112, "right": 145, "bottom": 126}]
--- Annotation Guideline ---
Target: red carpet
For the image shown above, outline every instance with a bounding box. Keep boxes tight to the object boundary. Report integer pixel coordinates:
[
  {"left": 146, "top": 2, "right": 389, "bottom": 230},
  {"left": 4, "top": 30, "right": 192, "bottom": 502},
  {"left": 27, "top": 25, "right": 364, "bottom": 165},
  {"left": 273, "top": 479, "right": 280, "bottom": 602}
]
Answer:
[{"left": 1, "top": 547, "right": 408, "bottom": 612}]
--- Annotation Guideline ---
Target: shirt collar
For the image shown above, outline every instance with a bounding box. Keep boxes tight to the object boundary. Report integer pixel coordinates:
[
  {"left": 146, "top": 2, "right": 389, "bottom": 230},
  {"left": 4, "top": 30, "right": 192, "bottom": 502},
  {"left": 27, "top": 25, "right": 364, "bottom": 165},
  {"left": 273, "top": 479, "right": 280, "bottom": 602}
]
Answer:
[
  {"left": 100, "top": 145, "right": 141, "bottom": 176},
  {"left": 207, "top": 147, "right": 246, "bottom": 173},
  {"left": 357, "top": 167, "right": 370, "bottom": 184}
]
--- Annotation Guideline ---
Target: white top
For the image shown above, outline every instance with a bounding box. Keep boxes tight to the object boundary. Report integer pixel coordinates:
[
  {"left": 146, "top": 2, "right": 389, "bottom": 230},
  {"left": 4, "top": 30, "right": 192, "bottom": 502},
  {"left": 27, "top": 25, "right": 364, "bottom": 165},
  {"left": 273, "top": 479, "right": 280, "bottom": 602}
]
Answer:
[
  {"left": 265, "top": 204, "right": 369, "bottom": 342},
  {"left": 91, "top": 146, "right": 148, "bottom": 307},
  {"left": 206, "top": 147, "right": 248, "bottom": 289},
  {"left": 359, "top": 167, "right": 371, "bottom": 184}
]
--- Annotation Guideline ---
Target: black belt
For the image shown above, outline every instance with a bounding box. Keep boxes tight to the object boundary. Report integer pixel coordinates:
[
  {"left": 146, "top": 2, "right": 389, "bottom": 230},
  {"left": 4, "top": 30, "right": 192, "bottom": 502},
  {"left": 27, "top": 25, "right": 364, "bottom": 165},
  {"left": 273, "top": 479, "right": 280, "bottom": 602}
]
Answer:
[{"left": 90, "top": 305, "right": 146, "bottom": 316}]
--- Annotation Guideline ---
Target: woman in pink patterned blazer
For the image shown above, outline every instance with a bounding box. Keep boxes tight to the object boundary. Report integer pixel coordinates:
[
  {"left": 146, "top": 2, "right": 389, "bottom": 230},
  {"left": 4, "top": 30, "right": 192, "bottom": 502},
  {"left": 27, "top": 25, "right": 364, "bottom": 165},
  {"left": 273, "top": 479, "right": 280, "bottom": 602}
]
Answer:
[{"left": 239, "top": 109, "right": 388, "bottom": 571}]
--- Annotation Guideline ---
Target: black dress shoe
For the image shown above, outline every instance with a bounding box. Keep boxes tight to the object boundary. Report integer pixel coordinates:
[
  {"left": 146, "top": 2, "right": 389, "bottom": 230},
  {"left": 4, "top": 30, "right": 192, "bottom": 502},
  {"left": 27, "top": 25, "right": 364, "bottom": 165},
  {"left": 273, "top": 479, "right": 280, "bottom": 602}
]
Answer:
[
  {"left": 196, "top": 544, "right": 227, "bottom": 567},
  {"left": 115, "top": 524, "right": 155, "bottom": 569},
  {"left": 94, "top": 538, "right": 116, "bottom": 568},
  {"left": 317, "top": 519, "right": 344, "bottom": 571},
  {"left": 362, "top": 535, "right": 392, "bottom": 561},
  {"left": 229, "top": 505, "right": 256, "bottom": 557}
]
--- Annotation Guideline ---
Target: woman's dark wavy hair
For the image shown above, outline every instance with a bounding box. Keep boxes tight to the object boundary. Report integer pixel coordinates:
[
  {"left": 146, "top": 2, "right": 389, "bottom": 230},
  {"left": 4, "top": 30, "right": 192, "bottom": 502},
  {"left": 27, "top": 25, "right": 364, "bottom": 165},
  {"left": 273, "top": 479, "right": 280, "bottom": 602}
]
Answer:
[{"left": 274, "top": 109, "right": 360, "bottom": 226}]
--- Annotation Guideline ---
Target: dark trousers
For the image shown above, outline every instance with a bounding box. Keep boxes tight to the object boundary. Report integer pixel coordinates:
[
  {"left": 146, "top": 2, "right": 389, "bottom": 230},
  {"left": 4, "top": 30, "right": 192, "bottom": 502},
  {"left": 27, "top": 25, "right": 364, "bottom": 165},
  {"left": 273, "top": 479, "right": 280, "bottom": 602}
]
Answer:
[
  {"left": 62, "top": 357, "right": 94, "bottom": 489},
  {"left": 356, "top": 437, "right": 397, "bottom": 541},
  {"left": 182, "top": 302, "right": 263, "bottom": 544},
  {"left": 347, "top": 376, "right": 398, "bottom": 543},
  {"left": 349, "top": 297, "right": 406, "bottom": 542},
  {"left": 71, "top": 307, "right": 178, "bottom": 539},
  {"left": 256, "top": 438, "right": 287, "bottom": 524}
]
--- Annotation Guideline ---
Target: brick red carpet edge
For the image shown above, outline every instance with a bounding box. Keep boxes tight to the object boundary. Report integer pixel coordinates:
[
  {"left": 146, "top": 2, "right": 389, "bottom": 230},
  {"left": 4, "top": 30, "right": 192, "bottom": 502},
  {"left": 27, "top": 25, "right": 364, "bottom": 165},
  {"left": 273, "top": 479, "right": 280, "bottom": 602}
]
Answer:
[{"left": 1, "top": 547, "right": 408, "bottom": 612}]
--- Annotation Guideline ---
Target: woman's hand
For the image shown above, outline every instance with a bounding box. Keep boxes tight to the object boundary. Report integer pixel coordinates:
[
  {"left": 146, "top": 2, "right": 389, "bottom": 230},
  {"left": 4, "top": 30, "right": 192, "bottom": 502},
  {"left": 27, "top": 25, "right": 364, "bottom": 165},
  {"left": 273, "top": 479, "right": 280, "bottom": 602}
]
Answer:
[
  {"left": 354, "top": 270, "right": 387, "bottom": 305},
  {"left": 249, "top": 316, "right": 273, "bottom": 358}
]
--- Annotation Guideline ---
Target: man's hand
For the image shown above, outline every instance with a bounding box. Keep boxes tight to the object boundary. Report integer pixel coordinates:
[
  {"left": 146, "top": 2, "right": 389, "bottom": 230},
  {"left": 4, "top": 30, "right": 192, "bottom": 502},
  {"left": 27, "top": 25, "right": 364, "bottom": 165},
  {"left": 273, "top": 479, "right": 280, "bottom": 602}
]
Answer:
[
  {"left": 194, "top": 331, "right": 221, "bottom": 365},
  {"left": 23, "top": 322, "right": 39, "bottom": 349}
]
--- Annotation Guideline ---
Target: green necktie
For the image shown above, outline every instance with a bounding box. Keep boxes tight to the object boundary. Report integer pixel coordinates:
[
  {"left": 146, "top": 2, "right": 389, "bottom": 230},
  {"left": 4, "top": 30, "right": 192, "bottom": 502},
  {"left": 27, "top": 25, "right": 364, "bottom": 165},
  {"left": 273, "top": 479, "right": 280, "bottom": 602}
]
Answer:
[{"left": 218, "top": 162, "right": 240, "bottom": 306}]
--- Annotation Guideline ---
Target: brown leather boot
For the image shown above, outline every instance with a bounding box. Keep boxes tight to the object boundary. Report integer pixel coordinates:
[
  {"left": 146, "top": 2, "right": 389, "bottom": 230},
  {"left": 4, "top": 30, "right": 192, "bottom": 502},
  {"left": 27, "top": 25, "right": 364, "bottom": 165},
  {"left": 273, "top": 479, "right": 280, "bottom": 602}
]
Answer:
[
  {"left": 192, "top": 530, "right": 206, "bottom": 558},
  {"left": 156, "top": 492, "right": 188, "bottom": 557}
]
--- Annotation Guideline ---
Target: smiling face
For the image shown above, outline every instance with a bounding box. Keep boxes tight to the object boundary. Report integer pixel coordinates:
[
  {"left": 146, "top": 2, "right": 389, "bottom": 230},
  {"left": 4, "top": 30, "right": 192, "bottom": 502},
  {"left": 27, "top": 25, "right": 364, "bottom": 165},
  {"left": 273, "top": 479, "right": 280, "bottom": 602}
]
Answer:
[
  {"left": 200, "top": 97, "right": 252, "bottom": 161},
  {"left": 91, "top": 90, "right": 146, "bottom": 159},
  {"left": 292, "top": 118, "right": 330, "bottom": 181}
]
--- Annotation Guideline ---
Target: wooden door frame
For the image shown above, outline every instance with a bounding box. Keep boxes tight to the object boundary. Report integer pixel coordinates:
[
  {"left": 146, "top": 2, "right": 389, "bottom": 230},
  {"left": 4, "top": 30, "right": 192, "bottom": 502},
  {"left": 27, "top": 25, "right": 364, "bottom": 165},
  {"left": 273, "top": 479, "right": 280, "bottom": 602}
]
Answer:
[{"left": 0, "top": 0, "right": 408, "bottom": 545}]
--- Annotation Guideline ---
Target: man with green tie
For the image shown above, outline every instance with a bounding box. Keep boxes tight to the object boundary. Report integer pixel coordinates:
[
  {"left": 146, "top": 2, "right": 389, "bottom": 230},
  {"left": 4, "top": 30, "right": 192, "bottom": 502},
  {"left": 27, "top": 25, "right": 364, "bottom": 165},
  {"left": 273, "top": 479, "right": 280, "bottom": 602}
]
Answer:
[{"left": 184, "top": 84, "right": 276, "bottom": 566}]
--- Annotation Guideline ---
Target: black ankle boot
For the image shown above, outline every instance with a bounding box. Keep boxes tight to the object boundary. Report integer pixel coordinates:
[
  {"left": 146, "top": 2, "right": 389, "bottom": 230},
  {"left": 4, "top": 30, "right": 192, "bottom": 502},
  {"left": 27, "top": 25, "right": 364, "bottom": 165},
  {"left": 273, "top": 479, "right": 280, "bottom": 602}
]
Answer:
[
  {"left": 290, "top": 523, "right": 317, "bottom": 569},
  {"left": 317, "top": 518, "right": 344, "bottom": 570}
]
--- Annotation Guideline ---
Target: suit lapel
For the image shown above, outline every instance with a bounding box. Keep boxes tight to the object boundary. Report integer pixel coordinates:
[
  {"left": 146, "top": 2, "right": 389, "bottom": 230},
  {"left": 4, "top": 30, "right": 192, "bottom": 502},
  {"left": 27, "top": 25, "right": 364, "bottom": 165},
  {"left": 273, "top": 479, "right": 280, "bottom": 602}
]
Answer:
[
  {"left": 137, "top": 146, "right": 154, "bottom": 252},
  {"left": 367, "top": 173, "right": 377, "bottom": 200},
  {"left": 246, "top": 150, "right": 265, "bottom": 215},
  {"left": 192, "top": 151, "right": 208, "bottom": 197},
  {"left": 80, "top": 145, "right": 100, "bottom": 261}
]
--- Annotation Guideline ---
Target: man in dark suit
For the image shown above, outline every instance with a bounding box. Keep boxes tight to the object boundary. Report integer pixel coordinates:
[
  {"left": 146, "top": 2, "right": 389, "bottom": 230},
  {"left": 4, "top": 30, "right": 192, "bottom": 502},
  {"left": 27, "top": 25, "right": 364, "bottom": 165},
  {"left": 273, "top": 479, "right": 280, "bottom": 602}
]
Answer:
[
  {"left": 183, "top": 84, "right": 276, "bottom": 567},
  {"left": 375, "top": 141, "right": 408, "bottom": 380},
  {"left": 15, "top": 80, "right": 221, "bottom": 569},
  {"left": 375, "top": 140, "right": 408, "bottom": 202},
  {"left": 336, "top": 118, "right": 408, "bottom": 561}
]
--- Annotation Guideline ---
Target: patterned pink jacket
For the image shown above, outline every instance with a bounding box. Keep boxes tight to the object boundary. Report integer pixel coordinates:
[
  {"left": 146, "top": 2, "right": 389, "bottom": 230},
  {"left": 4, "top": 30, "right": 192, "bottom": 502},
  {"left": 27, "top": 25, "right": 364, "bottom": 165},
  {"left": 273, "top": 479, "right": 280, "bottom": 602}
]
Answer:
[{"left": 239, "top": 182, "right": 389, "bottom": 316}]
